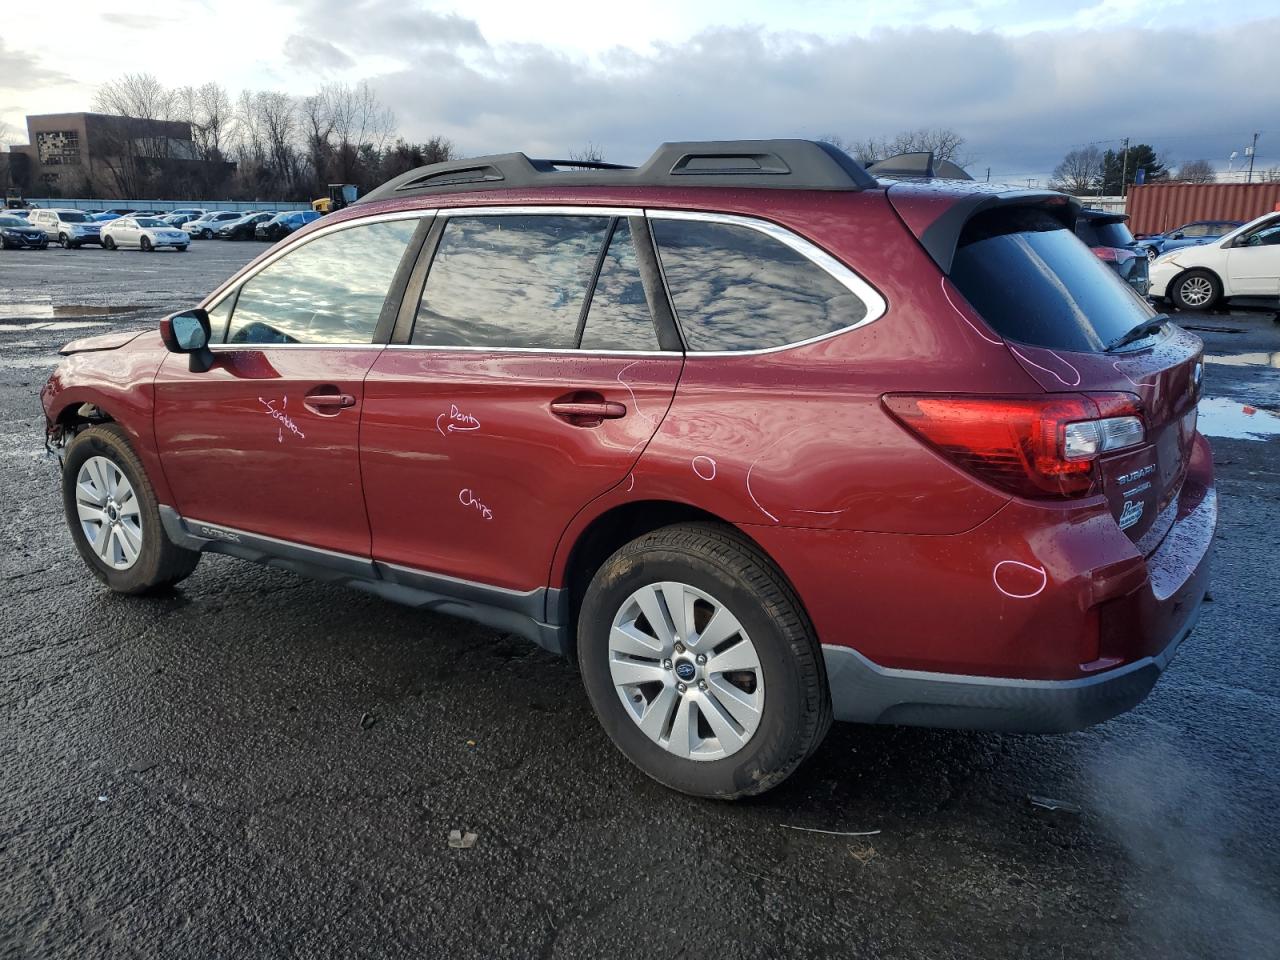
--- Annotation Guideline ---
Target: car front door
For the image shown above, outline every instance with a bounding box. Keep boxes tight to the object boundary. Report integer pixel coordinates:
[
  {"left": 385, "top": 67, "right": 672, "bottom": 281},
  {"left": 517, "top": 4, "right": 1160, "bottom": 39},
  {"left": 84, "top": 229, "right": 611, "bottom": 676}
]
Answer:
[
  {"left": 1226, "top": 219, "right": 1280, "bottom": 296},
  {"left": 153, "top": 212, "right": 429, "bottom": 555},
  {"left": 360, "top": 210, "right": 684, "bottom": 594}
]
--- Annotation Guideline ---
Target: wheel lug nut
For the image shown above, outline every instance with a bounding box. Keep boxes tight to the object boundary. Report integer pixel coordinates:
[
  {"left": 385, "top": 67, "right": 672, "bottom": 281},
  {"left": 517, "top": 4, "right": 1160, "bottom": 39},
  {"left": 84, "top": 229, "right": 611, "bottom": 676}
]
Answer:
[
  {"left": 674, "top": 642, "right": 685, "bottom": 654},
  {"left": 677, "top": 682, "right": 687, "bottom": 694},
  {"left": 698, "top": 680, "right": 707, "bottom": 691},
  {"left": 663, "top": 659, "right": 672, "bottom": 670},
  {"left": 696, "top": 654, "right": 706, "bottom": 665}
]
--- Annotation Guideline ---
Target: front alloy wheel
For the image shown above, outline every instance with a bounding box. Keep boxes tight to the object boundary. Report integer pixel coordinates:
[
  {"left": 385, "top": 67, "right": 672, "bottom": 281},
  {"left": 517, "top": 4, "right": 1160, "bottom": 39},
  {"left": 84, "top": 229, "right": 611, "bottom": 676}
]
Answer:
[
  {"left": 75, "top": 455, "right": 143, "bottom": 569},
  {"left": 609, "top": 581, "right": 764, "bottom": 761}
]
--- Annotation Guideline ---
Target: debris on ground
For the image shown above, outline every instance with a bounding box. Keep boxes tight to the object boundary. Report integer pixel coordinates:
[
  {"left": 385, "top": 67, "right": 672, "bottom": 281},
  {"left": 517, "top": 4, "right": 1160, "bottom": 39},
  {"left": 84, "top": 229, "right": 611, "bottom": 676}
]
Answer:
[
  {"left": 448, "top": 829, "right": 478, "bottom": 849},
  {"left": 849, "top": 844, "right": 877, "bottom": 864},
  {"left": 97, "top": 795, "right": 108, "bottom": 803},
  {"left": 780, "top": 824, "right": 881, "bottom": 837},
  {"left": 465, "top": 739, "right": 476, "bottom": 748},
  {"left": 359, "top": 712, "right": 377, "bottom": 730},
  {"left": 1028, "top": 794, "right": 1082, "bottom": 814}
]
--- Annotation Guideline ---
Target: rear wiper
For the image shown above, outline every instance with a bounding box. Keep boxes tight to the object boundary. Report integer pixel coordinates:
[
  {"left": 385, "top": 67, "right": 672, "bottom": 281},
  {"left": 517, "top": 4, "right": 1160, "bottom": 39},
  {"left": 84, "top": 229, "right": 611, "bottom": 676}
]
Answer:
[{"left": 1105, "top": 313, "right": 1169, "bottom": 352}]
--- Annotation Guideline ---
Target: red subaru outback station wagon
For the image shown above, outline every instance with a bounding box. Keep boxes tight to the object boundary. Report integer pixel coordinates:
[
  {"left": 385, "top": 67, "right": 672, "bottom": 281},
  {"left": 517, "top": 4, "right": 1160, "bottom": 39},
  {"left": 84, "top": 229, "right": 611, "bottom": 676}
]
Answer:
[{"left": 42, "top": 141, "right": 1215, "bottom": 799}]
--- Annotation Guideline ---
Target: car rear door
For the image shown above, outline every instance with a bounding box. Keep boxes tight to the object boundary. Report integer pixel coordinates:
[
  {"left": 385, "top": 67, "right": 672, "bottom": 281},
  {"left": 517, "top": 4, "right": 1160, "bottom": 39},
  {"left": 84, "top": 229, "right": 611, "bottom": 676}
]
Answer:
[
  {"left": 153, "top": 212, "right": 430, "bottom": 555},
  {"left": 361, "top": 209, "right": 683, "bottom": 593},
  {"left": 1225, "top": 218, "right": 1280, "bottom": 296}
]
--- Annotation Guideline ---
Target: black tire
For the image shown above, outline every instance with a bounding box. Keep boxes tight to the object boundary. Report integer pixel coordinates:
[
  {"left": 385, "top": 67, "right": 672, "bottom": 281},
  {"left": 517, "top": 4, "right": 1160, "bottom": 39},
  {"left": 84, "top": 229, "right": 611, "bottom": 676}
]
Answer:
[
  {"left": 578, "top": 522, "right": 832, "bottom": 799},
  {"left": 58, "top": 232, "right": 69, "bottom": 248},
  {"left": 61, "top": 424, "right": 201, "bottom": 594},
  {"left": 103, "top": 236, "right": 116, "bottom": 250},
  {"left": 1171, "top": 269, "right": 1221, "bottom": 312},
  {"left": 199, "top": 228, "right": 212, "bottom": 239},
  {"left": 140, "top": 236, "right": 153, "bottom": 252},
  {"left": 175, "top": 245, "right": 187, "bottom": 252}
]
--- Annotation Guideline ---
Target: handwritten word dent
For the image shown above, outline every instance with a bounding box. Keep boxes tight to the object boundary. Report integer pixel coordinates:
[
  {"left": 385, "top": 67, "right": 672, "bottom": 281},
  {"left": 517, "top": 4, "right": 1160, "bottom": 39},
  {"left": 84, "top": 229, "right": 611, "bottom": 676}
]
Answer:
[
  {"left": 437, "top": 404, "right": 481, "bottom": 436},
  {"left": 458, "top": 488, "right": 494, "bottom": 521}
]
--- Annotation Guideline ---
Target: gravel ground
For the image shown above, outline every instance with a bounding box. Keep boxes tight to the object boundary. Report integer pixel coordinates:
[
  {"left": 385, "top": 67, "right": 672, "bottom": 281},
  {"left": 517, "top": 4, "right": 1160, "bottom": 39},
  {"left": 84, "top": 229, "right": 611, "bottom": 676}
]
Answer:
[{"left": 2, "top": 241, "right": 1278, "bottom": 959}]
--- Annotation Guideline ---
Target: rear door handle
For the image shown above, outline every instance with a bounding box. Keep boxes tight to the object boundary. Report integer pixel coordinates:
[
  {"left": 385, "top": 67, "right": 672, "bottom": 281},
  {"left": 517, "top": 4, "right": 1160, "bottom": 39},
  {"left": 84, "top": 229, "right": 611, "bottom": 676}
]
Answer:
[{"left": 550, "top": 400, "right": 627, "bottom": 419}]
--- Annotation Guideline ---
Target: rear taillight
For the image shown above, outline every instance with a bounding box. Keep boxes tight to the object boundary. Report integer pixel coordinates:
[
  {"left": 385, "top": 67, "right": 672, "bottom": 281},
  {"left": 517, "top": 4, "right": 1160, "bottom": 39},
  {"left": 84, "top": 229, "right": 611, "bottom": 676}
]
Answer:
[
  {"left": 883, "top": 393, "right": 1145, "bottom": 499},
  {"left": 1090, "top": 246, "right": 1135, "bottom": 263}
]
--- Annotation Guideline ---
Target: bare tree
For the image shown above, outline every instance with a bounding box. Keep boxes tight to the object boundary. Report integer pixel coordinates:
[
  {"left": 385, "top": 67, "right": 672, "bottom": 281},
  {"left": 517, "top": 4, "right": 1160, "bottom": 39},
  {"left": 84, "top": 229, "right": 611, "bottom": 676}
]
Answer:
[
  {"left": 0, "top": 117, "right": 15, "bottom": 149},
  {"left": 1050, "top": 145, "right": 1104, "bottom": 194},
  {"left": 845, "top": 128, "right": 970, "bottom": 166},
  {"left": 1175, "top": 159, "right": 1216, "bottom": 183},
  {"left": 568, "top": 142, "right": 605, "bottom": 163},
  {"left": 93, "top": 73, "right": 174, "bottom": 121}
]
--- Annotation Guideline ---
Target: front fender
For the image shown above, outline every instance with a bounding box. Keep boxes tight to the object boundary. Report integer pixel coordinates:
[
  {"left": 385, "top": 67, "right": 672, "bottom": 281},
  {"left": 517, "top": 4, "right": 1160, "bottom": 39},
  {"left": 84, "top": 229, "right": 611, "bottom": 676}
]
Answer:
[{"left": 42, "top": 332, "right": 173, "bottom": 504}]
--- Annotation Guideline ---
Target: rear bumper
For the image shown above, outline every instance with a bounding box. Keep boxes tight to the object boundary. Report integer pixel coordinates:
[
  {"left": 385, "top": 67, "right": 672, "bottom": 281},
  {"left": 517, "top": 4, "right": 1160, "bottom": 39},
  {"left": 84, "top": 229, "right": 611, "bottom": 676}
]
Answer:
[{"left": 823, "top": 587, "right": 1202, "bottom": 733}]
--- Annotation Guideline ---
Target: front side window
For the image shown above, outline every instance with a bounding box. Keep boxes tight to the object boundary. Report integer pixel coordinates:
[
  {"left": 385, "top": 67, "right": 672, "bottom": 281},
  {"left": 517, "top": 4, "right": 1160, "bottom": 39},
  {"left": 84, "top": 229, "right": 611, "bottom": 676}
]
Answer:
[
  {"left": 224, "top": 218, "right": 418, "bottom": 345},
  {"left": 651, "top": 218, "right": 865, "bottom": 352},
  {"left": 413, "top": 215, "right": 609, "bottom": 348},
  {"left": 1242, "top": 222, "right": 1280, "bottom": 247}
]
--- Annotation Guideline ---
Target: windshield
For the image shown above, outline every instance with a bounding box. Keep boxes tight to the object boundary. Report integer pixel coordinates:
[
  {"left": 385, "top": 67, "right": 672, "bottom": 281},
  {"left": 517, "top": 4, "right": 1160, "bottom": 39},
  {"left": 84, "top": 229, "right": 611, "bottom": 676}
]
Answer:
[
  {"left": 1076, "top": 218, "right": 1135, "bottom": 248},
  {"left": 135, "top": 218, "right": 163, "bottom": 227},
  {"left": 950, "top": 207, "right": 1156, "bottom": 353},
  {"left": 59, "top": 212, "right": 90, "bottom": 223},
  {"left": 0, "top": 217, "right": 26, "bottom": 228}
]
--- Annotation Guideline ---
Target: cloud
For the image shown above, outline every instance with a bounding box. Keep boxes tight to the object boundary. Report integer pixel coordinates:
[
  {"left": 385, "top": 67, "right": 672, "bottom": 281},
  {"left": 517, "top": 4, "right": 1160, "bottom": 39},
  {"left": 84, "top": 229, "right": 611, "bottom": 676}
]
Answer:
[
  {"left": 0, "top": 38, "right": 72, "bottom": 94},
  {"left": 362, "top": 17, "right": 1280, "bottom": 179},
  {"left": 292, "top": 0, "right": 488, "bottom": 55},
  {"left": 284, "top": 35, "right": 356, "bottom": 72},
  {"left": 101, "top": 12, "right": 177, "bottom": 29}
]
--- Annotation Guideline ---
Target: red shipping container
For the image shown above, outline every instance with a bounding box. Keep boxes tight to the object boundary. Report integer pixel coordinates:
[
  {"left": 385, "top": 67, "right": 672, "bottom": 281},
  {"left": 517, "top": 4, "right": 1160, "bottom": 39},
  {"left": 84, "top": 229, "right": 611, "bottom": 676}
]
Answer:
[{"left": 1126, "top": 182, "right": 1280, "bottom": 236}]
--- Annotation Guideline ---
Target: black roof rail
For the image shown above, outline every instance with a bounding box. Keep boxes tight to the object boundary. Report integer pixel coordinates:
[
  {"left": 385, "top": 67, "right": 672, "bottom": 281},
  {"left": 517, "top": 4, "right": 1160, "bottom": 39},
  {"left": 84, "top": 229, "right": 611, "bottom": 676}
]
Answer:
[
  {"left": 867, "top": 151, "right": 974, "bottom": 181},
  {"left": 357, "top": 139, "right": 878, "bottom": 203}
]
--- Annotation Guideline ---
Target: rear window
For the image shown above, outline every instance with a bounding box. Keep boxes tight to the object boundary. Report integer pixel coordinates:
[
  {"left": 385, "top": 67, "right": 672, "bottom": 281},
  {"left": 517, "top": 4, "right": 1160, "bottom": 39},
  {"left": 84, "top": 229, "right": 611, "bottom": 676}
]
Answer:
[
  {"left": 1075, "top": 218, "right": 1134, "bottom": 248},
  {"left": 950, "top": 208, "right": 1156, "bottom": 353}
]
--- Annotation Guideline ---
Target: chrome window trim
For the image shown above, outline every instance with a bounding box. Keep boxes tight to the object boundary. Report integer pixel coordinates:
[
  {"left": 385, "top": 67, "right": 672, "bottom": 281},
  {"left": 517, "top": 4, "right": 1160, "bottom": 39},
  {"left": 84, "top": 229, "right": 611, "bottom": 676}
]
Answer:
[
  {"left": 644, "top": 208, "right": 887, "bottom": 357},
  {"left": 199, "top": 209, "right": 434, "bottom": 348},
  {"left": 200, "top": 205, "right": 886, "bottom": 357}
]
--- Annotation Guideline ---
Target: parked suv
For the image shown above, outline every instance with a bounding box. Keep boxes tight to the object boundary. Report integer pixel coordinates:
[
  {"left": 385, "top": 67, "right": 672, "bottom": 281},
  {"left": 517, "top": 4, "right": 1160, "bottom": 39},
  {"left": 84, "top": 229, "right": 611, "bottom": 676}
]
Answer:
[
  {"left": 41, "top": 141, "right": 1215, "bottom": 799},
  {"left": 185, "top": 211, "right": 246, "bottom": 239},
  {"left": 28, "top": 208, "right": 103, "bottom": 248},
  {"left": 1074, "top": 209, "right": 1149, "bottom": 296}
]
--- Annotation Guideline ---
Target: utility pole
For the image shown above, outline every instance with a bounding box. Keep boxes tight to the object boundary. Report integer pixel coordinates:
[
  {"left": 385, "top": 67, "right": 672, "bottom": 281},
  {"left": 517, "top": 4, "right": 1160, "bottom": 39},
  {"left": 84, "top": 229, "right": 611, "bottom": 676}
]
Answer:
[
  {"left": 1247, "top": 132, "right": 1259, "bottom": 183},
  {"left": 1120, "top": 137, "right": 1130, "bottom": 198},
  {"left": 985, "top": 167, "right": 990, "bottom": 183}
]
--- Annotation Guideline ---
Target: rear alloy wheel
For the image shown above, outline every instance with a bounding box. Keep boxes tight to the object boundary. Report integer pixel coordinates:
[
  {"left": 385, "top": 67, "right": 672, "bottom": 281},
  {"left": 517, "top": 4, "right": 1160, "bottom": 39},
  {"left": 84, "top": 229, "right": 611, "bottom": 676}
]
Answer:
[
  {"left": 1172, "top": 269, "right": 1220, "bottom": 311},
  {"left": 140, "top": 236, "right": 153, "bottom": 252},
  {"left": 61, "top": 424, "right": 201, "bottom": 593},
  {"left": 578, "top": 523, "right": 831, "bottom": 799}
]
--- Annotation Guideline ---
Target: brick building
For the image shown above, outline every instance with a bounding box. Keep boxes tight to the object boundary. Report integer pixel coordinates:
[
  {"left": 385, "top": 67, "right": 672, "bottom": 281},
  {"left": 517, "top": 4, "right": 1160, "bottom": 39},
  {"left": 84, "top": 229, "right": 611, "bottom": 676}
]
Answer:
[{"left": 5, "top": 112, "right": 234, "bottom": 198}]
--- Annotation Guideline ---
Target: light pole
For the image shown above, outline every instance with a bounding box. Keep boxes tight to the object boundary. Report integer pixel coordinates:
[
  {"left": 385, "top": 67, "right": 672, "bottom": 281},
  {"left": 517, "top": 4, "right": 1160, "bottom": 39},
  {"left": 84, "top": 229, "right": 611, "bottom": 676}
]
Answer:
[
  {"left": 1120, "top": 137, "right": 1130, "bottom": 198},
  {"left": 1247, "top": 132, "right": 1259, "bottom": 183}
]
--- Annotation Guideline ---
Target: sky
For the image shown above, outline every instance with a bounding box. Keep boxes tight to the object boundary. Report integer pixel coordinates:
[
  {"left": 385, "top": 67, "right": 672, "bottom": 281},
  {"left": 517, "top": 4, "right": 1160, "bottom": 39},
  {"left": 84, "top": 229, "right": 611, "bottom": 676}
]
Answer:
[{"left": 1, "top": 0, "right": 1277, "bottom": 184}]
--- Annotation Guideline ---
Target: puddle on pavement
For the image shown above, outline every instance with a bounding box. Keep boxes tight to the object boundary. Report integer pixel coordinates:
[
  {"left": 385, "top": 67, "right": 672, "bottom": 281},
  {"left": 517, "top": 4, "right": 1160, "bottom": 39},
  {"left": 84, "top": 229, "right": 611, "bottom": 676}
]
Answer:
[
  {"left": 0, "top": 301, "right": 144, "bottom": 321},
  {"left": 1198, "top": 397, "right": 1280, "bottom": 440},
  {"left": 0, "top": 321, "right": 111, "bottom": 332},
  {"left": 1204, "top": 351, "right": 1280, "bottom": 368}
]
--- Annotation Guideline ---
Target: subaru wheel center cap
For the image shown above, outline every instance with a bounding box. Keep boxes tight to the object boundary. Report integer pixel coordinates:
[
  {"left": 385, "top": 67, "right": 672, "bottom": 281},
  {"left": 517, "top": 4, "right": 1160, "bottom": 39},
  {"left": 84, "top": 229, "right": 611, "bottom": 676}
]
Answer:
[{"left": 674, "top": 659, "right": 697, "bottom": 682}]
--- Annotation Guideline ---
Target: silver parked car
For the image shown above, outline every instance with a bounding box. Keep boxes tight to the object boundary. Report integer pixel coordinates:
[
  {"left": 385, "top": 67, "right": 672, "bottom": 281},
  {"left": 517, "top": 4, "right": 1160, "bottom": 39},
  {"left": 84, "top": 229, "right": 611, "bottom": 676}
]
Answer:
[
  {"left": 27, "top": 209, "right": 103, "bottom": 248},
  {"left": 184, "top": 211, "right": 246, "bottom": 239}
]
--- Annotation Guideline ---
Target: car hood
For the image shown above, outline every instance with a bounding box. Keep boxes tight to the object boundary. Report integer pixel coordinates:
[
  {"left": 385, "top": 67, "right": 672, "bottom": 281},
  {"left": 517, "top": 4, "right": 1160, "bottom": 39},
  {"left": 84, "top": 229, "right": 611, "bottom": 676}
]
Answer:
[{"left": 58, "top": 329, "right": 149, "bottom": 355}]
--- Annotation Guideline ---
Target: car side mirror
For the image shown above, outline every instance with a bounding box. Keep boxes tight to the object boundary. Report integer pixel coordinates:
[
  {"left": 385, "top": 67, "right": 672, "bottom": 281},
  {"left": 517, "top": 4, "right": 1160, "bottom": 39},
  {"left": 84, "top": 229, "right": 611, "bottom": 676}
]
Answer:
[{"left": 159, "top": 308, "right": 214, "bottom": 372}]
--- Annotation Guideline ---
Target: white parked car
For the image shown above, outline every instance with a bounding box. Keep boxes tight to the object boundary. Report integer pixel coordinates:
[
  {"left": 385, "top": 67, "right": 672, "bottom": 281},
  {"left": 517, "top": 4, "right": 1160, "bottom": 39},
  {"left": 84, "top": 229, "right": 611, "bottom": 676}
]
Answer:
[
  {"left": 1150, "top": 211, "right": 1280, "bottom": 311},
  {"left": 100, "top": 216, "right": 190, "bottom": 252}
]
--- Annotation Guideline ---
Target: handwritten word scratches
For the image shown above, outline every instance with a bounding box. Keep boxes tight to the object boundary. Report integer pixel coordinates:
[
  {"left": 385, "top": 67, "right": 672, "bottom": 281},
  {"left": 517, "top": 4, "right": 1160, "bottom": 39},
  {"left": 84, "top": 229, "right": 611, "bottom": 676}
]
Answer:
[{"left": 259, "top": 397, "right": 305, "bottom": 440}]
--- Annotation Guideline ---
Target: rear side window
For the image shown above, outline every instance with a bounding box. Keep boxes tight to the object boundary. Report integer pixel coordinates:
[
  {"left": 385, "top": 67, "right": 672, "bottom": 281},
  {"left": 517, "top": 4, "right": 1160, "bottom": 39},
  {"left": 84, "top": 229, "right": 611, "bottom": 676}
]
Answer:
[
  {"left": 224, "top": 218, "right": 418, "bottom": 345},
  {"left": 950, "top": 208, "right": 1155, "bottom": 353},
  {"left": 580, "top": 220, "right": 660, "bottom": 351},
  {"left": 651, "top": 218, "right": 865, "bottom": 351},
  {"left": 413, "top": 215, "right": 610, "bottom": 348}
]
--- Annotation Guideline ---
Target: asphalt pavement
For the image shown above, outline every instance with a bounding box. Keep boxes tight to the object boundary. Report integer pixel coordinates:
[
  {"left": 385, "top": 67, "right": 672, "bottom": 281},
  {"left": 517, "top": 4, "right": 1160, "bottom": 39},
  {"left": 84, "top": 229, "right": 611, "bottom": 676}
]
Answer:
[{"left": 2, "top": 241, "right": 1278, "bottom": 959}]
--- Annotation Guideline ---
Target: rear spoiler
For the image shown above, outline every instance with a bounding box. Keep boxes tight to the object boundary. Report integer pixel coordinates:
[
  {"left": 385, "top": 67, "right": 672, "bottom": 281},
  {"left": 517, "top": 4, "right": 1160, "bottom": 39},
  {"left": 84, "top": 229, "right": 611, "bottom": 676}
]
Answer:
[{"left": 895, "top": 188, "right": 1082, "bottom": 274}]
